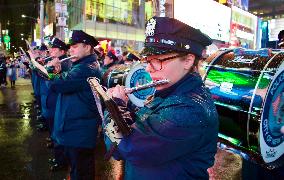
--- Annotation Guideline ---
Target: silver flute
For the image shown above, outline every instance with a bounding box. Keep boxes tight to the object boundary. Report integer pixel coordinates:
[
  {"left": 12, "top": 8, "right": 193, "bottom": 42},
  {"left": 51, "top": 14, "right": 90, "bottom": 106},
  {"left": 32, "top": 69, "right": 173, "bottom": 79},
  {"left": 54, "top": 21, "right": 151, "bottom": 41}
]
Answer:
[
  {"left": 59, "top": 55, "right": 77, "bottom": 63},
  {"left": 44, "top": 55, "right": 77, "bottom": 63},
  {"left": 124, "top": 79, "right": 170, "bottom": 94},
  {"left": 42, "top": 56, "right": 52, "bottom": 61}
]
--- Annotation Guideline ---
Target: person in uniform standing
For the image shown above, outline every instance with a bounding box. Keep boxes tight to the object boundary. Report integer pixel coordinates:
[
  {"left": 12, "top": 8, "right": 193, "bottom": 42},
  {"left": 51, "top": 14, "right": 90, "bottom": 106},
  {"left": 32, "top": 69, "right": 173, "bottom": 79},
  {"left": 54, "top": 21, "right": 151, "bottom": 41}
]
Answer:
[
  {"left": 101, "top": 50, "right": 118, "bottom": 75},
  {"left": 104, "top": 16, "right": 219, "bottom": 179},
  {"left": 44, "top": 37, "right": 71, "bottom": 171},
  {"left": 44, "top": 30, "right": 102, "bottom": 179}
]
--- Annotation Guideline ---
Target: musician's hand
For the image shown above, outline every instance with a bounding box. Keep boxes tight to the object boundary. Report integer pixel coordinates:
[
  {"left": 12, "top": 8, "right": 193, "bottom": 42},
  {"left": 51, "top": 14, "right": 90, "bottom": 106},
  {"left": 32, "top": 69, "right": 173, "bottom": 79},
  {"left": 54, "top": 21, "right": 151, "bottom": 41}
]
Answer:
[
  {"left": 37, "top": 58, "right": 45, "bottom": 65},
  {"left": 107, "top": 85, "right": 128, "bottom": 103},
  {"left": 47, "top": 58, "right": 60, "bottom": 67},
  {"left": 53, "top": 63, "right": 62, "bottom": 74}
]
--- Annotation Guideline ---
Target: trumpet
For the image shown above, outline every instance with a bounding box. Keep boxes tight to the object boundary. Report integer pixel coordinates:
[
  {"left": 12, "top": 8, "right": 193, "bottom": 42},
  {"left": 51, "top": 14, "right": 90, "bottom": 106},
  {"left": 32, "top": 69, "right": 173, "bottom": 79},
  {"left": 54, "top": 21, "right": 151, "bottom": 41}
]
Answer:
[{"left": 124, "top": 79, "right": 170, "bottom": 94}]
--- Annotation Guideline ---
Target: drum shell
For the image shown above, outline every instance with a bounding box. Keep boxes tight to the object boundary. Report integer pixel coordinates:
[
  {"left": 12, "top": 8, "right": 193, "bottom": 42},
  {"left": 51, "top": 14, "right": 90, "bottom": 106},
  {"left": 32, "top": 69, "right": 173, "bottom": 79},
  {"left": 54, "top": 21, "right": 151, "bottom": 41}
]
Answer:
[{"left": 203, "top": 48, "right": 284, "bottom": 167}]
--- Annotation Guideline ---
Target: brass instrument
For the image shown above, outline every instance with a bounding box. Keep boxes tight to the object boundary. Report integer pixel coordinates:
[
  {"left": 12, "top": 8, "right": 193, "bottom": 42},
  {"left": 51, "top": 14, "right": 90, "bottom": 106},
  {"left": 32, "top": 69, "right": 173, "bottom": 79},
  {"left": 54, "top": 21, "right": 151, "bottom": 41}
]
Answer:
[
  {"left": 87, "top": 78, "right": 170, "bottom": 136},
  {"left": 87, "top": 77, "right": 132, "bottom": 136}
]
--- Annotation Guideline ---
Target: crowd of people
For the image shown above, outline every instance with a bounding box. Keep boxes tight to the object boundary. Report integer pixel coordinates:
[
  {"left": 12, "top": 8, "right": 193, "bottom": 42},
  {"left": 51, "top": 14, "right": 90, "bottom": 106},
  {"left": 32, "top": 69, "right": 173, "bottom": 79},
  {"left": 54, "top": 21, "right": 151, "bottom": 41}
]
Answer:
[
  {"left": 0, "top": 54, "right": 30, "bottom": 88},
  {"left": 3, "top": 16, "right": 284, "bottom": 180}
]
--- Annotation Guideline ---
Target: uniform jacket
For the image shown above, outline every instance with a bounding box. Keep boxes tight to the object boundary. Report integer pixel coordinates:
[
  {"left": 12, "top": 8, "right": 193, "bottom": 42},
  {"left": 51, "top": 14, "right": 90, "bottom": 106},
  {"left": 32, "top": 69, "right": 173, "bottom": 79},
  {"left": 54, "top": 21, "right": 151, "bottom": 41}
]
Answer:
[
  {"left": 106, "top": 73, "right": 219, "bottom": 179},
  {"left": 39, "top": 55, "right": 71, "bottom": 120},
  {"left": 50, "top": 54, "right": 102, "bottom": 148}
]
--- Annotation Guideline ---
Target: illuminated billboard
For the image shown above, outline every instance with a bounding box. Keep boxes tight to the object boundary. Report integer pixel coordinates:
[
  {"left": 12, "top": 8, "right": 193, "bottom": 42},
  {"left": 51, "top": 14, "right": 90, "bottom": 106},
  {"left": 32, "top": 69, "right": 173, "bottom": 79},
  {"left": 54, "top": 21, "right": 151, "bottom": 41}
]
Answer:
[
  {"left": 174, "top": 0, "right": 231, "bottom": 42},
  {"left": 219, "top": 0, "right": 249, "bottom": 11},
  {"left": 85, "top": 0, "right": 136, "bottom": 25},
  {"left": 268, "top": 18, "right": 284, "bottom": 41},
  {"left": 231, "top": 6, "right": 258, "bottom": 48}
]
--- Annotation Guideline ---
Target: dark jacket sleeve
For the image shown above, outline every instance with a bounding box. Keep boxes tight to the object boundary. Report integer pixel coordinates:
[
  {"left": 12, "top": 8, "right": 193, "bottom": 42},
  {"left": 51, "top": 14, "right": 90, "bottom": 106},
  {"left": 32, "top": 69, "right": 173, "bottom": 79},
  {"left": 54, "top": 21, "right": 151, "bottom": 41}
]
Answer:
[{"left": 48, "top": 64, "right": 100, "bottom": 93}]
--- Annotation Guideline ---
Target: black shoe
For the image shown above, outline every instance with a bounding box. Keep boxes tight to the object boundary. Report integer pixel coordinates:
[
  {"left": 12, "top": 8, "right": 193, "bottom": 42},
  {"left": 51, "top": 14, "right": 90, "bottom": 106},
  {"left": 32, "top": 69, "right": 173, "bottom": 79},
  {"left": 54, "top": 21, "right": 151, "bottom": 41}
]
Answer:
[
  {"left": 36, "top": 115, "right": 45, "bottom": 122},
  {"left": 36, "top": 124, "right": 48, "bottom": 131},
  {"left": 46, "top": 137, "right": 52, "bottom": 142},
  {"left": 48, "top": 158, "right": 56, "bottom": 164},
  {"left": 49, "top": 163, "right": 67, "bottom": 172},
  {"left": 46, "top": 142, "right": 54, "bottom": 148}
]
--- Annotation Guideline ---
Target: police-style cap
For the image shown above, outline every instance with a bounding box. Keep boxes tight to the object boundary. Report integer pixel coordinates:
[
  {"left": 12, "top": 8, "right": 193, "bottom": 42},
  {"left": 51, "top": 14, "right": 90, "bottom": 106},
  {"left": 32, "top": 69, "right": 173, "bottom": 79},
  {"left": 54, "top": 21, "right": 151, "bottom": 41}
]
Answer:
[
  {"left": 37, "top": 43, "right": 48, "bottom": 51},
  {"left": 126, "top": 53, "right": 140, "bottom": 61},
  {"left": 278, "top": 30, "right": 284, "bottom": 47},
  {"left": 69, "top": 30, "right": 99, "bottom": 47},
  {"left": 50, "top": 37, "right": 69, "bottom": 51},
  {"left": 106, "top": 50, "right": 118, "bottom": 61},
  {"left": 141, "top": 17, "right": 212, "bottom": 57}
]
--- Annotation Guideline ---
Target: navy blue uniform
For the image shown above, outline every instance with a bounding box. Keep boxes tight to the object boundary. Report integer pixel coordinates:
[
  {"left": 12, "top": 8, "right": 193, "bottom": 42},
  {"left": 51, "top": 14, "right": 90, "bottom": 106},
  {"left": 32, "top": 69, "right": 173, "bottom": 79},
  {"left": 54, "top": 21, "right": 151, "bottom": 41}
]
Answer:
[
  {"left": 49, "top": 54, "right": 101, "bottom": 179},
  {"left": 106, "top": 73, "right": 218, "bottom": 179}
]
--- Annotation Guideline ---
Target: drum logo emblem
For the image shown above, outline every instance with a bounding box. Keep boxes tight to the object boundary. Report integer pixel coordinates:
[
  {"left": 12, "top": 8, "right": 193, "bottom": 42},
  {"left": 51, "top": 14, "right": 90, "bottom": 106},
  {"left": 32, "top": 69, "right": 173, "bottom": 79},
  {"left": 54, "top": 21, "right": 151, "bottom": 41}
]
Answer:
[
  {"left": 130, "top": 69, "right": 155, "bottom": 100},
  {"left": 262, "top": 71, "right": 284, "bottom": 148}
]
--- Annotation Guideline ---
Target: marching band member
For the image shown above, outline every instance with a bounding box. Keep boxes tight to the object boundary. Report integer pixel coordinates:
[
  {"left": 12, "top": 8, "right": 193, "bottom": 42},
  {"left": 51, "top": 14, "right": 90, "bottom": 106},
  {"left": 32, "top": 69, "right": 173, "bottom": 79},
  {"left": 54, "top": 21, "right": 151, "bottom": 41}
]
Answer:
[
  {"left": 44, "top": 37, "right": 71, "bottom": 171},
  {"left": 46, "top": 30, "right": 102, "bottom": 179},
  {"left": 30, "top": 44, "right": 49, "bottom": 128},
  {"left": 105, "top": 17, "right": 219, "bottom": 179},
  {"left": 101, "top": 50, "right": 118, "bottom": 75}
]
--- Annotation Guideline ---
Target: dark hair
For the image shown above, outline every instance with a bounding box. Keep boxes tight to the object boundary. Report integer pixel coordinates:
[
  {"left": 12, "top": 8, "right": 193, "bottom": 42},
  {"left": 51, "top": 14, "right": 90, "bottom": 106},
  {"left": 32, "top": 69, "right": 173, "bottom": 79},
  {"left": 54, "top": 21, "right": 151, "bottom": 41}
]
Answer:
[
  {"left": 278, "top": 30, "right": 284, "bottom": 40},
  {"left": 122, "top": 51, "right": 128, "bottom": 56},
  {"left": 178, "top": 53, "right": 201, "bottom": 73}
]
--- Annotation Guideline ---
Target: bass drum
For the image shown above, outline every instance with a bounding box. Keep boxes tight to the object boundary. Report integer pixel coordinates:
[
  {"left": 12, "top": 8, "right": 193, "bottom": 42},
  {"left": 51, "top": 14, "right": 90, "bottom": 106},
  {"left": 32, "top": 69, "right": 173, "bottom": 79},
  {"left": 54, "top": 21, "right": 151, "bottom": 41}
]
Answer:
[
  {"left": 103, "top": 62, "right": 155, "bottom": 107},
  {"left": 203, "top": 48, "right": 284, "bottom": 168}
]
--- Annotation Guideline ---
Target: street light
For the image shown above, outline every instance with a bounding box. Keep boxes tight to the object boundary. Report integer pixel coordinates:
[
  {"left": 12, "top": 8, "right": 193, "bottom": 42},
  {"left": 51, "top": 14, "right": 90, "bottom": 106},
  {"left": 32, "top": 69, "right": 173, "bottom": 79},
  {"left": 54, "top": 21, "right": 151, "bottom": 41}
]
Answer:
[
  {"left": 21, "top": 14, "right": 37, "bottom": 42},
  {"left": 21, "top": 14, "right": 37, "bottom": 21}
]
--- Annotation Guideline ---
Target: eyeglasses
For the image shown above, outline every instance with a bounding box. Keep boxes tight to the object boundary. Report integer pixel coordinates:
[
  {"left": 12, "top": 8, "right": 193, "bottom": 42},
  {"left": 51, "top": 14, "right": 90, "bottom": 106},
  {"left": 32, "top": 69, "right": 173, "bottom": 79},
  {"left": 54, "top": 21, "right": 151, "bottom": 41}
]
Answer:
[{"left": 142, "top": 54, "right": 186, "bottom": 71}]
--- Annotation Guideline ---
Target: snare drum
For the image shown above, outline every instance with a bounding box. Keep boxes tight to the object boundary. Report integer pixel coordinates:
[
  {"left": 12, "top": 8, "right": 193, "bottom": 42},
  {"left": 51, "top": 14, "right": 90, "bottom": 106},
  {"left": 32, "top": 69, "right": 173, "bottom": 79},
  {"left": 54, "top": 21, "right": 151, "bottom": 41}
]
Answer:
[
  {"left": 103, "top": 62, "right": 155, "bottom": 107},
  {"left": 203, "top": 48, "right": 284, "bottom": 168}
]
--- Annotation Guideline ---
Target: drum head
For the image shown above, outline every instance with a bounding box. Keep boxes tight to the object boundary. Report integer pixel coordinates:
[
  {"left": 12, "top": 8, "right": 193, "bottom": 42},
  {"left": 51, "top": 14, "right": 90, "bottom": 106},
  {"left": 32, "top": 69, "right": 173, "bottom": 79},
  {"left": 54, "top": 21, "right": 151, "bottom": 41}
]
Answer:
[
  {"left": 125, "top": 63, "right": 155, "bottom": 107},
  {"left": 260, "top": 61, "right": 284, "bottom": 166}
]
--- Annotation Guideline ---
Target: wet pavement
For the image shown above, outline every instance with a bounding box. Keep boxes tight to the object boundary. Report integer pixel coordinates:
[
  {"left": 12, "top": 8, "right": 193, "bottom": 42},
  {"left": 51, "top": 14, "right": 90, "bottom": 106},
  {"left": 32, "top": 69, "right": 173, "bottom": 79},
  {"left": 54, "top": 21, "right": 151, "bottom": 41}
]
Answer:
[{"left": 0, "top": 78, "right": 283, "bottom": 180}]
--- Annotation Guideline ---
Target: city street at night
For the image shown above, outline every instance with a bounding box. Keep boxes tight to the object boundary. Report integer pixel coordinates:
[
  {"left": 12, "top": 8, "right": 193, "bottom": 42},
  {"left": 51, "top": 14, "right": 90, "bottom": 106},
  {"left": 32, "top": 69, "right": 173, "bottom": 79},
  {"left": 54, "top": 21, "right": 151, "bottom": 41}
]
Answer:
[{"left": 1, "top": 0, "right": 284, "bottom": 179}]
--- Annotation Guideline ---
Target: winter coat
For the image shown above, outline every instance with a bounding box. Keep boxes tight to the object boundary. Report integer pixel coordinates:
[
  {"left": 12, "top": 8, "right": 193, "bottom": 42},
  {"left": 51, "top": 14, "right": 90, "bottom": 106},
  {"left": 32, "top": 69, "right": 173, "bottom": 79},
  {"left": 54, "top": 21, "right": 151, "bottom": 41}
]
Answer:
[
  {"left": 50, "top": 54, "right": 102, "bottom": 148},
  {"left": 105, "top": 73, "right": 219, "bottom": 179}
]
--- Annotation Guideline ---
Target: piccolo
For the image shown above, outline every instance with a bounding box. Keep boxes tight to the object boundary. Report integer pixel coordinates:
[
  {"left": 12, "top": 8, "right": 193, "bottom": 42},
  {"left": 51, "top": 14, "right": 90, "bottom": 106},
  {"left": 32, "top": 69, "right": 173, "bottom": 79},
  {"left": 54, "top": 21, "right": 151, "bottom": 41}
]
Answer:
[
  {"left": 43, "top": 55, "right": 77, "bottom": 63},
  {"left": 124, "top": 79, "right": 170, "bottom": 94},
  {"left": 42, "top": 56, "right": 52, "bottom": 61},
  {"left": 60, "top": 55, "right": 77, "bottom": 63}
]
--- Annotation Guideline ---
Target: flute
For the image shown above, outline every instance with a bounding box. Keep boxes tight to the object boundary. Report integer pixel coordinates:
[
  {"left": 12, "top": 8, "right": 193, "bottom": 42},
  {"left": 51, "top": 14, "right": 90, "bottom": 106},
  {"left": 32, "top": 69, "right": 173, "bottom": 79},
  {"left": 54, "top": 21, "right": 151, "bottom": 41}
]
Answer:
[
  {"left": 60, "top": 55, "right": 77, "bottom": 63},
  {"left": 124, "top": 79, "right": 170, "bottom": 94},
  {"left": 42, "top": 56, "right": 52, "bottom": 61}
]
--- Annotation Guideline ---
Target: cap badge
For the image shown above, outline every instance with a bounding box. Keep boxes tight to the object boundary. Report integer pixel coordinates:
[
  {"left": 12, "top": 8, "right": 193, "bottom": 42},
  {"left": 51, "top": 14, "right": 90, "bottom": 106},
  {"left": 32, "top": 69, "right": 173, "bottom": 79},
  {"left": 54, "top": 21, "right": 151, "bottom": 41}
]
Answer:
[
  {"left": 145, "top": 18, "right": 156, "bottom": 37},
  {"left": 185, "top": 45, "right": 190, "bottom": 49}
]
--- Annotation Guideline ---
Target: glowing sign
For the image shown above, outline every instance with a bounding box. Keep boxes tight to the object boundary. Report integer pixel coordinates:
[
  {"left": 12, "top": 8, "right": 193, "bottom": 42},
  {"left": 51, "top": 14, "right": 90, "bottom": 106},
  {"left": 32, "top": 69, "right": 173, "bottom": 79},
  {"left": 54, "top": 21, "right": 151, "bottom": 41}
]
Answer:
[{"left": 174, "top": 0, "right": 231, "bottom": 42}]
